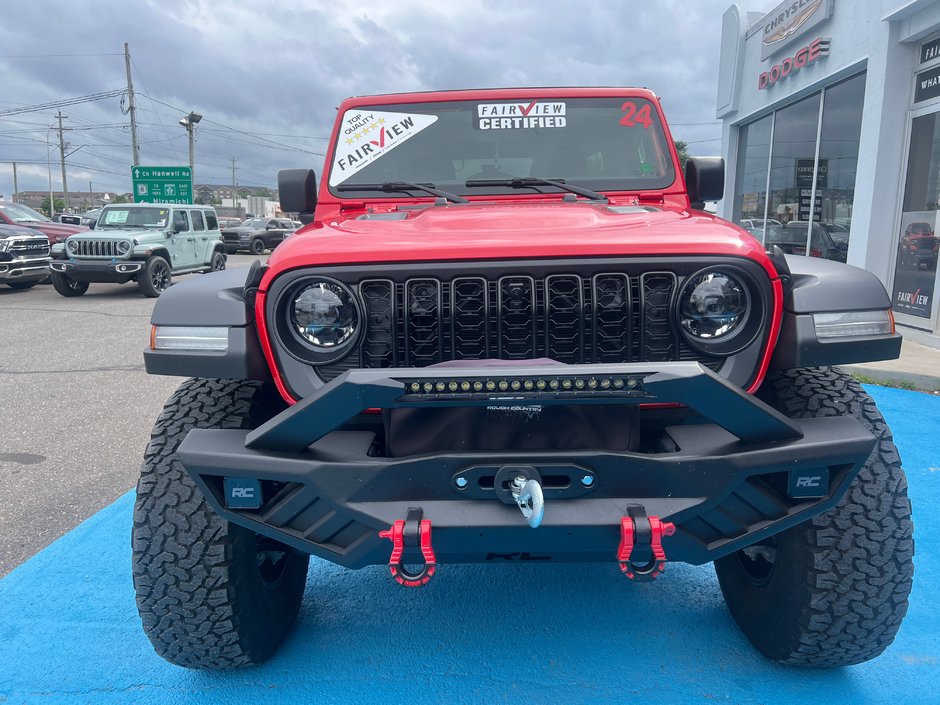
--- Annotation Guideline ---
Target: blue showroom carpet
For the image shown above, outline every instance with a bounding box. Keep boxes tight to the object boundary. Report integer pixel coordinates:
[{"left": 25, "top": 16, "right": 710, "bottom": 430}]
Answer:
[{"left": 0, "top": 385, "right": 937, "bottom": 704}]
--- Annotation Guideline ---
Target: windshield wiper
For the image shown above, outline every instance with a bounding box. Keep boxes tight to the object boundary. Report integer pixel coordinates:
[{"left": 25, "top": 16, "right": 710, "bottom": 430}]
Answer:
[
  {"left": 337, "top": 181, "right": 468, "bottom": 204},
  {"left": 465, "top": 177, "right": 608, "bottom": 203}
]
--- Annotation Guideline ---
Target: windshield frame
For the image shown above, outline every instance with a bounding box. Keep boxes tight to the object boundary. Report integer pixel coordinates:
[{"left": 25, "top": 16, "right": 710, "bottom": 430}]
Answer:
[{"left": 325, "top": 94, "right": 679, "bottom": 201}]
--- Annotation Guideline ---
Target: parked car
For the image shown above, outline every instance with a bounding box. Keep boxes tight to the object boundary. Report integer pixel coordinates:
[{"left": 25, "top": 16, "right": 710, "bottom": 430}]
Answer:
[
  {"left": 0, "top": 224, "right": 50, "bottom": 289},
  {"left": 135, "top": 86, "right": 911, "bottom": 671},
  {"left": 0, "top": 201, "right": 86, "bottom": 245},
  {"left": 739, "top": 217, "right": 781, "bottom": 230},
  {"left": 221, "top": 217, "right": 296, "bottom": 255},
  {"left": 763, "top": 221, "right": 847, "bottom": 262},
  {"left": 81, "top": 208, "right": 102, "bottom": 229},
  {"left": 49, "top": 203, "right": 226, "bottom": 297},
  {"left": 899, "top": 220, "right": 938, "bottom": 270},
  {"left": 54, "top": 213, "right": 83, "bottom": 225},
  {"left": 218, "top": 216, "right": 243, "bottom": 230}
]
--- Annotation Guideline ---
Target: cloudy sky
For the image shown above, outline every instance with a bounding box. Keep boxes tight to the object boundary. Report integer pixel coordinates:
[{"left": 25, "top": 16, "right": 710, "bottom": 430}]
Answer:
[{"left": 0, "top": 0, "right": 774, "bottom": 202}]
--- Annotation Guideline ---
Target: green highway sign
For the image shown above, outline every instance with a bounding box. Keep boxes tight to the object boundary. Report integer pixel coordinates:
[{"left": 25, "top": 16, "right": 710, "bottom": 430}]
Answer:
[{"left": 131, "top": 166, "right": 193, "bottom": 204}]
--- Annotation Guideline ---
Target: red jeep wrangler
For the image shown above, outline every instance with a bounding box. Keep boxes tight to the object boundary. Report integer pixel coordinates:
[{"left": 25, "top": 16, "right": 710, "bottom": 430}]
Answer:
[{"left": 134, "top": 88, "right": 913, "bottom": 670}]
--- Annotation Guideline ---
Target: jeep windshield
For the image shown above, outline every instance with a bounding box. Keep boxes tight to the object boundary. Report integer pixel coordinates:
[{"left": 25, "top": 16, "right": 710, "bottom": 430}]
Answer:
[
  {"left": 328, "top": 97, "right": 676, "bottom": 198},
  {"left": 96, "top": 206, "right": 170, "bottom": 229}
]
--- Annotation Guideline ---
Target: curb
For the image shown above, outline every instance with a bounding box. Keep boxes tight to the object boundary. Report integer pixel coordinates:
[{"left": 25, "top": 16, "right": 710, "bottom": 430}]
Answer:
[{"left": 842, "top": 364, "right": 940, "bottom": 393}]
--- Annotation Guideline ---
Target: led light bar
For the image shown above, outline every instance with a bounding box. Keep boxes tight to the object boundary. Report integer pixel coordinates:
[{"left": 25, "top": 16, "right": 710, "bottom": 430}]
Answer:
[
  {"left": 151, "top": 326, "right": 229, "bottom": 351},
  {"left": 812, "top": 310, "right": 893, "bottom": 340},
  {"left": 400, "top": 374, "right": 646, "bottom": 398}
]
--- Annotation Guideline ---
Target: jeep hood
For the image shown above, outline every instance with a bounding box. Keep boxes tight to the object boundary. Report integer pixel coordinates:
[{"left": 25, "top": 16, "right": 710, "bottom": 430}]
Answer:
[{"left": 265, "top": 201, "right": 777, "bottom": 283}]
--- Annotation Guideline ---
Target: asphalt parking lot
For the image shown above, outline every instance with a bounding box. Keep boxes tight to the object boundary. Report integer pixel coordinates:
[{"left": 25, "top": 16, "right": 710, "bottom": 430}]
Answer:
[{"left": 0, "top": 254, "right": 261, "bottom": 577}]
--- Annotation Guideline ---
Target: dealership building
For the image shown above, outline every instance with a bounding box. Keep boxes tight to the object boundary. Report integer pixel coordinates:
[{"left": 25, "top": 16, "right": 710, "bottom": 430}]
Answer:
[{"left": 717, "top": 0, "right": 940, "bottom": 348}]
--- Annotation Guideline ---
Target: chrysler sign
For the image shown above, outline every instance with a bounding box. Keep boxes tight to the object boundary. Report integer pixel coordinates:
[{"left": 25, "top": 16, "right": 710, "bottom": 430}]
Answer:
[
  {"left": 759, "top": 0, "right": 833, "bottom": 60},
  {"left": 759, "top": 38, "right": 831, "bottom": 89}
]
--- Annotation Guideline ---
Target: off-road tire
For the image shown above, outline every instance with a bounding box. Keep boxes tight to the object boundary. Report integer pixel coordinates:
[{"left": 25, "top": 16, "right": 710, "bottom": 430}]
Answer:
[
  {"left": 50, "top": 271, "right": 89, "bottom": 297},
  {"left": 138, "top": 256, "right": 172, "bottom": 298},
  {"left": 132, "top": 378, "right": 309, "bottom": 669},
  {"left": 210, "top": 250, "right": 226, "bottom": 272},
  {"left": 250, "top": 238, "right": 265, "bottom": 255},
  {"left": 715, "top": 367, "right": 914, "bottom": 667},
  {"left": 6, "top": 280, "right": 37, "bottom": 290}
]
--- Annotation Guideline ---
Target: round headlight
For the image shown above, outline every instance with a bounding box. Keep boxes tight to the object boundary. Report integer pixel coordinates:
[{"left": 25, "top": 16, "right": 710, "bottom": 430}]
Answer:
[
  {"left": 66, "top": 239, "right": 79, "bottom": 254},
  {"left": 290, "top": 281, "right": 358, "bottom": 349},
  {"left": 117, "top": 240, "right": 130, "bottom": 255},
  {"left": 679, "top": 271, "right": 748, "bottom": 340}
]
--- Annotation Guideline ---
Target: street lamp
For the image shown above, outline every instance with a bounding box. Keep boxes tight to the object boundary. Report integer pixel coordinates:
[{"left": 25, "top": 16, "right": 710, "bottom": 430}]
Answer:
[{"left": 179, "top": 111, "right": 202, "bottom": 184}]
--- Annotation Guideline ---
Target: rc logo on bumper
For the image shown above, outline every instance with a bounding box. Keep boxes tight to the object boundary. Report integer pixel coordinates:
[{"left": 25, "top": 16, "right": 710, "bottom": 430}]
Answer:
[
  {"left": 224, "top": 477, "right": 262, "bottom": 508},
  {"left": 788, "top": 468, "right": 829, "bottom": 498}
]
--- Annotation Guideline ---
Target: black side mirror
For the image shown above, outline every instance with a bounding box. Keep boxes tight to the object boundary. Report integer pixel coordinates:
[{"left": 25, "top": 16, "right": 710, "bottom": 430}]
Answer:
[
  {"left": 685, "top": 157, "right": 725, "bottom": 209},
  {"left": 278, "top": 169, "right": 318, "bottom": 221}
]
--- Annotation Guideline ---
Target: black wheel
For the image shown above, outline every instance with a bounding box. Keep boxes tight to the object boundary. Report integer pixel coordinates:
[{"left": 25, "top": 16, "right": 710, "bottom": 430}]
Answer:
[
  {"left": 250, "top": 238, "right": 265, "bottom": 255},
  {"left": 133, "top": 378, "right": 308, "bottom": 669},
  {"left": 50, "top": 271, "right": 89, "bottom": 297},
  {"left": 210, "top": 250, "right": 226, "bottom": 272},
  {"left": 715, "top": 367, "right": 914, "bottom": 667},
  {"left": 7, "top": 280, "right": 37, "bottom": 290},
  {"left": 138, "top": 256, "right": 172, "bottom": 298}
]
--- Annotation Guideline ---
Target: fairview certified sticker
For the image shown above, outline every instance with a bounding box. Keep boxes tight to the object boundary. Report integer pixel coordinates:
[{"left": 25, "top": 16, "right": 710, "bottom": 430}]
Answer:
[
  {"left": 477, "top": 101, "right": 566, "bottom": 130},
  {"left": 330, "top": 110, "right": 438, "bottom": 186}
]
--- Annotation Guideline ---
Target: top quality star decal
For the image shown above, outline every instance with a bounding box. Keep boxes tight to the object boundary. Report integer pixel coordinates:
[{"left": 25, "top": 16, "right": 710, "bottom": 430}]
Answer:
[{"left": 347, "top": 119, "right": 389, "bottom": 143}]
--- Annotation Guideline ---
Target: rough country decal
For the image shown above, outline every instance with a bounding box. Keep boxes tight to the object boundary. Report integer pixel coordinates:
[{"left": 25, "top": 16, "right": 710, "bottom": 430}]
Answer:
[
  {"left": 330, "top": 110, "right": 437, "bottom": 186},
  {"left": 477, "top": 101, "right": 566, "bottom": 130}
]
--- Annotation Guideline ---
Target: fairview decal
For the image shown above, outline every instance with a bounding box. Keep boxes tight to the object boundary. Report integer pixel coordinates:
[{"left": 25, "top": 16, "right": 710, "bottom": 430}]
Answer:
[
  {"left": 330, "top": 110, "right": 438, "bottom": 186},
  {"left": 476, "top": 102, "right": 566, "bottom": 130}
]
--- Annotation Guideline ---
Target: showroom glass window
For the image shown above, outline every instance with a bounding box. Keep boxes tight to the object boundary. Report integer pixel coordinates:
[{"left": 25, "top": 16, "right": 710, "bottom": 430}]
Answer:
[
  {"left": 767, "top": 93, "right": 821, "bottom": 238},
  {"left": 731, "top": 72, "right": 866, "bottom": 262},
  {"left": 731, "top": 115, "right": 772, "bottom": 230},
  {"left": 810, "top": 73, "right": 866, "bottom": 259},
  {"left": 890, "top": 113, "right": 940, "bottom": 319}
]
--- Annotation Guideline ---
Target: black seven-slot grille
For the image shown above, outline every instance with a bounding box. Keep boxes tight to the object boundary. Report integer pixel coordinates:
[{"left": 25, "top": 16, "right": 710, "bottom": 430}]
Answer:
[
  {"left": 318, "top": 271, "right": 723, "bottom": 381},
  {"left": 74, "top": 239, "right": 123, "bottom": 257}
]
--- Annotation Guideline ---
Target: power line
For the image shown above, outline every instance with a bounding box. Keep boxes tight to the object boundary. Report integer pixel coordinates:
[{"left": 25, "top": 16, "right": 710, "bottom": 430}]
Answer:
[
  {"left": 139, "top": 93, "right": 324, "bottom": 156},
  {"left": 0, "top": 90, "right": 125, "bottom": 118},
  {"left": 0, "top": 53, "right": 123, "bottom": 58},
  {"left": 131, "top": 58, "right": 183, "bottom": 163}
]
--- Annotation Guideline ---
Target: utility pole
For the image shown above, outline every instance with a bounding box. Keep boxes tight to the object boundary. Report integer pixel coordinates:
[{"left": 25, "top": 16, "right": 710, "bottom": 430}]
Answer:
[
  {"left": 57, "top": 111, "right": 69, "bottom": 212},
  {"left": 124, "top": 42, "right": 140, "bottom": 166},
  {"left": 12, "top": 162, "right": 17, "bottom": 203},
  {"left": 89, "top": 180, "right": 93, "bottom": 209},
  {"left": 231, "top": 156, "right": 238, "bottom": 208}
]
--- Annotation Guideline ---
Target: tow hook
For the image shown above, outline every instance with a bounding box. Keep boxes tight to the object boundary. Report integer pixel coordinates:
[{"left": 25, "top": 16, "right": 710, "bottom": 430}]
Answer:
[
  {"left": 379, "top": 507, "right": 436, "bottom": 587},
  {"left": 511, "top": 475, "right": 545, "bottom": 528},
  {"left": 618, "top": 504, "right": 675, "bottom": 581}
]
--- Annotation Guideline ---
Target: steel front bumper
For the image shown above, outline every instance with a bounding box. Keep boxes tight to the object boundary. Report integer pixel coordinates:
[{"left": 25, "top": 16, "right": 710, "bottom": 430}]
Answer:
[
  {"left": 0, "top": 258, "right": 50, "bottom": 282},
  {"left": 50, "top": 259, "right": 142, "bottom": 282},
  {"left": 175, "top": 363, "right": 875, "bottom": 569}
]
